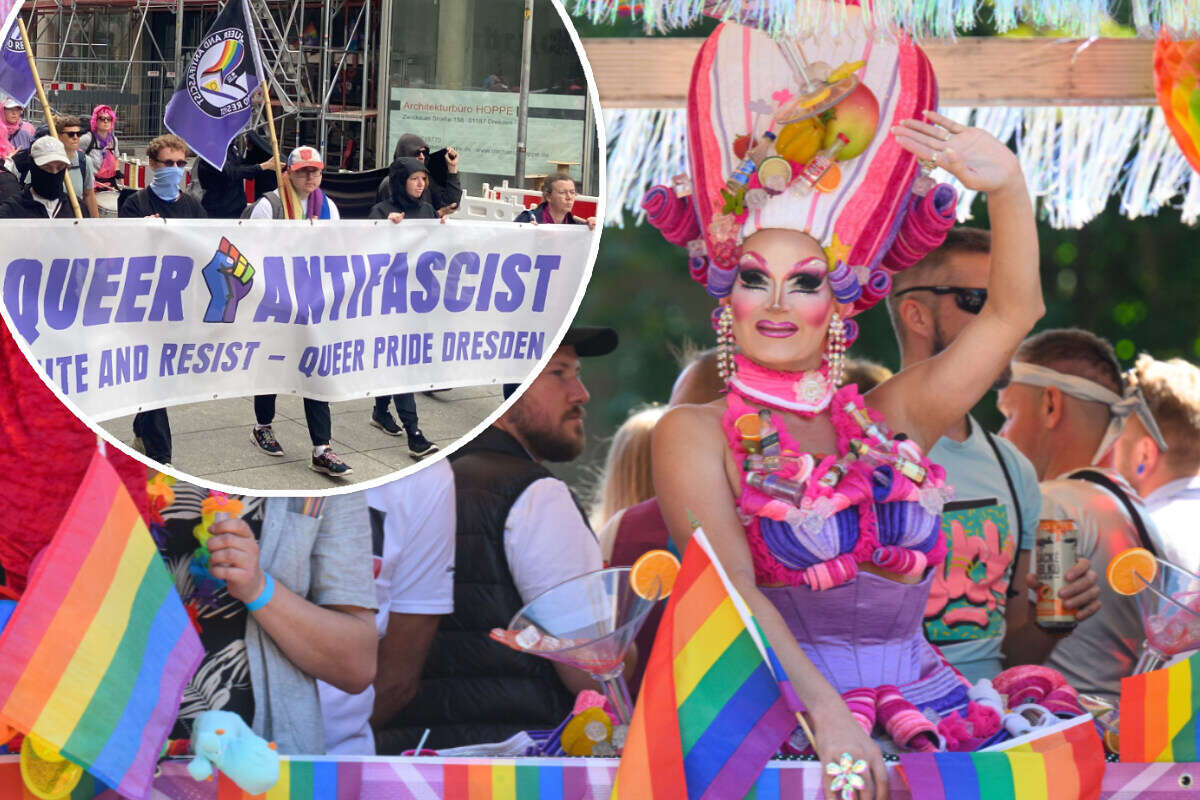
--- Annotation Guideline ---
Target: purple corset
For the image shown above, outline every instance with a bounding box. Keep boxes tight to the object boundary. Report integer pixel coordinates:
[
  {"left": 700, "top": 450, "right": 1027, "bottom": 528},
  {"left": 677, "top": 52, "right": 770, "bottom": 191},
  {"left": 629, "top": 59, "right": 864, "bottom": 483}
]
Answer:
[{"left": 761, "top": 570, "right": 968, "bottom": 716}]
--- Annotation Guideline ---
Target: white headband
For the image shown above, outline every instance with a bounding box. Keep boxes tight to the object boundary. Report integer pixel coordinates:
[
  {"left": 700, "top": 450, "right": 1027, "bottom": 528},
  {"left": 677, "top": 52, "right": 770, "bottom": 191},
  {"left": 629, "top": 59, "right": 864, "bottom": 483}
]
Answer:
[{"left": 1008, "top": 361, "right": 1169, "bottom": 464}]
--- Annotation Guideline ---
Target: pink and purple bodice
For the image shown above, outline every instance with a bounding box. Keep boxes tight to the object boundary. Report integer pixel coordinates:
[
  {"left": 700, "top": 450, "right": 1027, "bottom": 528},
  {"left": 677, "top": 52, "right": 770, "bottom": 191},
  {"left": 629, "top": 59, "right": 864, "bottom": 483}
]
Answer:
[{"left": 722, "top": 385, "right": 1001, "bottom": 752}]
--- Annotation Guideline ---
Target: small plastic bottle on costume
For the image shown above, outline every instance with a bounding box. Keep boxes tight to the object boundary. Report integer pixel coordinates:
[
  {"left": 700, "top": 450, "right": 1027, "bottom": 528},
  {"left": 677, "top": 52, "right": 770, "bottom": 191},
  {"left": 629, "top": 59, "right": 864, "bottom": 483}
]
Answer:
[
  {"left": 726, "top": 131, "right": 777, "bottom": 192},
  {"left": 796, "top": 134, "right": 850, "bottom": 193},
  {"left": 820, "top": 460, "right": 850, "bottom": 488},
  {"left": 746, "top": 472, "right": 806, "bottom": 505},
  {"left": 744, "top": 454, "right": 784, "bottom": 473}
]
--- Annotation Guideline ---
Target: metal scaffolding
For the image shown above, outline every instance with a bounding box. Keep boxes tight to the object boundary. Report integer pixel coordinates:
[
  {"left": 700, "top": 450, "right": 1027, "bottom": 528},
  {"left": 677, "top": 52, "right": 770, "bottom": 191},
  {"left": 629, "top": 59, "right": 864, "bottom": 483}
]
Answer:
[{"left": 22, "top": 0, "right": 381, "bottom": 169}]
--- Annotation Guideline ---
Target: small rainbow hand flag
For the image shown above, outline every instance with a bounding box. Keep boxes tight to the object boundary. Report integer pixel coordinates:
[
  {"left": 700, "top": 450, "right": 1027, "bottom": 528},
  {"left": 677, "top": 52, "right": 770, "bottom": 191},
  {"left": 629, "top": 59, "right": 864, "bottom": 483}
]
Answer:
[
  {"left": 217, "top": 759, "right": 363, "bottom": 799},
  {"left": 611, "top": 529, "right": 799, "bottom": 800},
  {"left": 0, "top": 452, "right": 203, "bottom": 800},
  {"left": 898, "top": 714, "right": 1105, "bottom": 800},
  {"left": 1120, "top": 649, "right": 1200, "bottom": 762}
]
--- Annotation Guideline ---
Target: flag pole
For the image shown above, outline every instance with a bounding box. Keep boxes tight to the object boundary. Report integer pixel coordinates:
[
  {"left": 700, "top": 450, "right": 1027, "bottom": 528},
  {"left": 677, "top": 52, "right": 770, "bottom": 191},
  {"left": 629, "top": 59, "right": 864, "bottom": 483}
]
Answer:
[
  {"left": 17, "top": 17, "right": 81, "bottom": 219},
  {"left": 258, "top": 79, "right": 297, "bottom": 219}
]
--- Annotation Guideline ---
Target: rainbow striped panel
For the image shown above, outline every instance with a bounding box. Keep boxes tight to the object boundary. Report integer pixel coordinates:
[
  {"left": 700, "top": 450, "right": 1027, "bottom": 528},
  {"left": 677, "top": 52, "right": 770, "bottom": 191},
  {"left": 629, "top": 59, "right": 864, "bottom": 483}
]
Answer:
[
  {"left": 1120, "top": 650, "right": 1200, "bottom": 762},
  {"left": 0, "top": 453, "right": 203, "bottom": 800},
  {"left": 612, "top": 530, "right": 795, "bottom": 800},
  {"left": 899, "top": 714, "right": 1105, "bottom": 800}
]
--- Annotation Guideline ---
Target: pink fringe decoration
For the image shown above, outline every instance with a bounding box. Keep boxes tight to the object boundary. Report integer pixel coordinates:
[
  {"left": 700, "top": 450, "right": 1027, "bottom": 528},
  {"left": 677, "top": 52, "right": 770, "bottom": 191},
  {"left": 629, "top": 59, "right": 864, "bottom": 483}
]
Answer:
[
  {"left": 880, "top": 183, "right": 959, "bottom": 273},
  {"left": 994, "top": 665, "right": 1067, "bottom": 706},
  {"left": 843, "top": 687, "right": 878, "bottom": 735},
  {"left": 937, "top": 702, "right": 1002, "bottom": 752},
  {"left": 876, "top": 685, "right": 939, "bottom": 752},
  {"left": 641, "top": 185, "right": 700, "bottom": 246}
]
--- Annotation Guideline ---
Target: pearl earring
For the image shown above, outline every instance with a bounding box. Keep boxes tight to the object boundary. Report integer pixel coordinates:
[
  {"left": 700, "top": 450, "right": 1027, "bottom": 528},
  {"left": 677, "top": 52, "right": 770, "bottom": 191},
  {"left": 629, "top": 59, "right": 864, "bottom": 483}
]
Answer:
[
  {"left": 826, "top": 312, "right": 846, "bottom": 386},
  {"left": 716, "top": 305, "right": 735, "bottom": 384}
]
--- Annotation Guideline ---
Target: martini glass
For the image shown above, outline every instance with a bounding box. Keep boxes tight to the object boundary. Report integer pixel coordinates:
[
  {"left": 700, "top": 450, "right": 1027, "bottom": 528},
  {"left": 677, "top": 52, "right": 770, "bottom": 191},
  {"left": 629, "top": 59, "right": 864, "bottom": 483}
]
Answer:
[
  {"left": 1130, "top": 557, "right": 1200, "bottom": 674},
  {"left": 491, "top": 567, "right": 660, "bottom": 726},
  {"left": 774, "top": 41, "right": 860, "bottom": 124}
]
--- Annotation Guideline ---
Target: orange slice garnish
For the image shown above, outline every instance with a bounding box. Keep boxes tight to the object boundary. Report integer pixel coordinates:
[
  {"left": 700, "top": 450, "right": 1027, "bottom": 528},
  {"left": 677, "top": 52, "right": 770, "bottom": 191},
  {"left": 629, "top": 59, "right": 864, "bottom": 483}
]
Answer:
[
  {"left": 630, "top": 549, "right": 681, "bottom": 600},
  {"left": 1107, "top": 547, "right": 1157, "bottom": 596}
]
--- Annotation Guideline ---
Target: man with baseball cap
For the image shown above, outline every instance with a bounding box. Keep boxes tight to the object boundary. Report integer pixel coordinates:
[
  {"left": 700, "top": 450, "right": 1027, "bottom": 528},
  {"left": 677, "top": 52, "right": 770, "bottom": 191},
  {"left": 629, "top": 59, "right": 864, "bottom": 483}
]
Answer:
[
  {"left": 247, "top": 145, "right": 351, "bottom": 477},
  {"left": 374, "top": 325, "right": 620, "bottom": 753},
  {"left": 3, "top": 98, "right": 35, "bottom": 152},
  {"left": 247, "top": 145, "right": 339, "bottom": 220},
  {"left": 0, "top": 136, "right": 72, "bottom": 218}
]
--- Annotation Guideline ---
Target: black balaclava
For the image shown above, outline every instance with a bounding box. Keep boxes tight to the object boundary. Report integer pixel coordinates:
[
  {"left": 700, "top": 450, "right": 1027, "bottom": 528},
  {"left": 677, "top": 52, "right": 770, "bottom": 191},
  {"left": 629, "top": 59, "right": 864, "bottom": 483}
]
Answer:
[
  {"left": 388, "top": 157, "right": 429, "bottom": 214},
  {"left": 29, "top": 162, "right": 65, "bottom": 201}
]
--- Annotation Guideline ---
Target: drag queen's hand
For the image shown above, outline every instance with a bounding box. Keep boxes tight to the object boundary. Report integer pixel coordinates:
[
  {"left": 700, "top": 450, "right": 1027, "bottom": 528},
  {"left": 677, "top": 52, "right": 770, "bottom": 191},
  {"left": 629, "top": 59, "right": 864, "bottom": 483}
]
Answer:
[
  {"left": 812, "top": 702, "right": 887, "bottom": 800},
  {"left": 892, "top": 110, "right": 1022, "bottom": 194}
]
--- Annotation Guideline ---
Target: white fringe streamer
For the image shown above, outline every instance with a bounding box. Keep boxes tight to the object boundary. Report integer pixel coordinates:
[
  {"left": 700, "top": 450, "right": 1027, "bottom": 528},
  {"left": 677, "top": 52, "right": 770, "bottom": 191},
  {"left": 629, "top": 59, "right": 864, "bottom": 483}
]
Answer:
[
  {"left": 604, "top": 106, "right": 1200, "bottom": 230},
  {"left": 573, "top": 0, "right": 1200, "bottom": 39}
]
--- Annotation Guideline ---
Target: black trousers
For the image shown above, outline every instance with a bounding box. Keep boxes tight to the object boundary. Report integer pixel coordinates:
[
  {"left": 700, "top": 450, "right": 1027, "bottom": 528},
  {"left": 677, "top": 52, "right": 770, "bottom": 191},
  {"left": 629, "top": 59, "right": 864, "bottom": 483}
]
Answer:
[
  {"left": 374, "top": 394, "right": 418, "bottom": 431},
  {"left": 253, "top": 395, "right": 331, "bottom": 446},
  {"left": 132, "top": 409, "right": 171, "bottom": 463}
]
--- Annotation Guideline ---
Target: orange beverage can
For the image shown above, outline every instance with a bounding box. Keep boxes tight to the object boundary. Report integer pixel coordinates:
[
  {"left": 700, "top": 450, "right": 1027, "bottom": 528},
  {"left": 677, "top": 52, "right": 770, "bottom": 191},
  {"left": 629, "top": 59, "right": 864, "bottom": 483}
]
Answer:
[{"left": 1036, "top": 519, "right": 1078, "bottom": 632}]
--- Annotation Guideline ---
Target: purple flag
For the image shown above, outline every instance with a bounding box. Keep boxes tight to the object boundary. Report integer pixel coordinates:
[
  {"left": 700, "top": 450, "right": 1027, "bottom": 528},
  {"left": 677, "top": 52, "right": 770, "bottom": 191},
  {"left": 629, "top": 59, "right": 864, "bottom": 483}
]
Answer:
[
  {"left": 163, "top": 0, "right": 263, "bottom": 169},
  {"left": 0, "top": 0, "right": 36, "bottom": 108}
]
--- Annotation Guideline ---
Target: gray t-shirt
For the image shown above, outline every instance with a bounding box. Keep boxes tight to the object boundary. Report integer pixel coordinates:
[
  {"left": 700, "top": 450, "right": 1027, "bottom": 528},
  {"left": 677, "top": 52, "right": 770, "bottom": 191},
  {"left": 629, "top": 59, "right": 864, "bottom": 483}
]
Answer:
[
  {"left": 1040, "top": 470, "right": 1153, "bottom": 705},
  {"left": 924, "top": 417, "right": 1042, "bottom": 683}
]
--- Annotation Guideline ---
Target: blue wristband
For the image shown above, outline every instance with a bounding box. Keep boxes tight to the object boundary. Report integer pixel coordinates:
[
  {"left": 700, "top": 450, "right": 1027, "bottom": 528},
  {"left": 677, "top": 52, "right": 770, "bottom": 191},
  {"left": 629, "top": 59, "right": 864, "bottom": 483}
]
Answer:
[{"left": 245, "top": 573, "right": 275, "bottom": 612}]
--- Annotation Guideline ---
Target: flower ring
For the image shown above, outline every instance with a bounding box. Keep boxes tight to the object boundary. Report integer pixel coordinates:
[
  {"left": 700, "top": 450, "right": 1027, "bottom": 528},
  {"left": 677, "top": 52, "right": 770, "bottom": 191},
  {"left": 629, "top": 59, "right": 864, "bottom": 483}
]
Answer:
[{"left": 826, "top": 752, "right": 868, "bottom": 800}]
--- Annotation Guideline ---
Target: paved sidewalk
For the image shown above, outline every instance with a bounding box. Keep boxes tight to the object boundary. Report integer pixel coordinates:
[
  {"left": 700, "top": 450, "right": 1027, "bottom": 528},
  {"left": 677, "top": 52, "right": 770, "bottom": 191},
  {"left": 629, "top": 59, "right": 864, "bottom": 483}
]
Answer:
[{"left": 100, "top": 386, "right": 503, "bottom": 491}]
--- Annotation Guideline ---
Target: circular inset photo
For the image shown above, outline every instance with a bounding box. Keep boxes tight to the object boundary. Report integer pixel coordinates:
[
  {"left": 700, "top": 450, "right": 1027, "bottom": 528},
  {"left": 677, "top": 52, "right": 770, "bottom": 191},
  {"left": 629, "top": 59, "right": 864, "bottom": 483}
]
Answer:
[{"left": 0, "top": 0, "right": 601, "bottom": 492}]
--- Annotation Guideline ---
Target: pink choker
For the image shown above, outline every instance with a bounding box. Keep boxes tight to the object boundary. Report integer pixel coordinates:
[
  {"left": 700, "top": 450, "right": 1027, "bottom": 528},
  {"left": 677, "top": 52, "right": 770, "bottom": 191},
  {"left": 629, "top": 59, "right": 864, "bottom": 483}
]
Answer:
[{"left": 727, "top": 354, "right": 834, "bottom": 416}]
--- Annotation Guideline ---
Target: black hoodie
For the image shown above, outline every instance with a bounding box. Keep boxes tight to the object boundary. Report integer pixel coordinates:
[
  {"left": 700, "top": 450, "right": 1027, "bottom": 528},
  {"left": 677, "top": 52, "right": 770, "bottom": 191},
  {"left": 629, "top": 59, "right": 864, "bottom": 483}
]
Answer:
[
  {"left": 368, "top": 157, "right": 437, "bottom": 220},
  {"left": 375, "top": 134, "right": 462, "bottom": 210}
]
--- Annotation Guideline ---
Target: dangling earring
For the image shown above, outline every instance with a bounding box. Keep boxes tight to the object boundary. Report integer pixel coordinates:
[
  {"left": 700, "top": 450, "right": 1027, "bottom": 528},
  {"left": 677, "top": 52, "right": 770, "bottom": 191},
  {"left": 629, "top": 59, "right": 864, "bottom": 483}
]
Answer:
[
  {"left": 716, "top": 305, "right": 735, "bottom": 384},
  {"left": 1136, "top": 463, "right": 1146, "bottom": 476},
  {"left": 826, "top": 312, "right": 846, "bottom": 387}
]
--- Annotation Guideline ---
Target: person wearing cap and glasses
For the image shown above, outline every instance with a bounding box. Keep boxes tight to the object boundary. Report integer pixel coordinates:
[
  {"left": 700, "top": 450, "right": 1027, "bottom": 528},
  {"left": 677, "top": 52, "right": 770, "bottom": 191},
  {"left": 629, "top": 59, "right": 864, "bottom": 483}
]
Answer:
[
  {"left": 885, "top": 228, "right": 1102, "bottom": 684},
  {"left": 3, "top": 98, "right": 35, "bottom": 152},
  {"left": 115, "top": 134, "right": 205, "bottom": 468},
  {"left": 995, "top": 328, "right": 1161, "bottom": 704},
  {"left": 372, "top": 326, "right": 619, "bottom": 754},
  {"left": 246, "top": 146, "right": 352, "bottom": 477},
  {"left": 0, "top": 136, "right": 73, "bottom": 219},
  {"left": 247, "top": 145, "right": 339, "bottom": 220}
]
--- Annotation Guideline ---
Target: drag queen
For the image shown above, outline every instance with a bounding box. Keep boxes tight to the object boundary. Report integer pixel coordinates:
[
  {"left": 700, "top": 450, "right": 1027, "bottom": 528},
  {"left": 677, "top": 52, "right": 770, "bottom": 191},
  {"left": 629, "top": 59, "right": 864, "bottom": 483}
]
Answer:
[{"left": 646, "top": 15, "right": 1042, "bottom": 799}]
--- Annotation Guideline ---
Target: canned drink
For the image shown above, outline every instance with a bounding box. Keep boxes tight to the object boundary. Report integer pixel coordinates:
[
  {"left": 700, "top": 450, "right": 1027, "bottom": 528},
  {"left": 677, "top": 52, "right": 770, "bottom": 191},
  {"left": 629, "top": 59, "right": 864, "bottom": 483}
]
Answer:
[{"left": 1035, "top": 519, "right": 1079, "bottom": 632}]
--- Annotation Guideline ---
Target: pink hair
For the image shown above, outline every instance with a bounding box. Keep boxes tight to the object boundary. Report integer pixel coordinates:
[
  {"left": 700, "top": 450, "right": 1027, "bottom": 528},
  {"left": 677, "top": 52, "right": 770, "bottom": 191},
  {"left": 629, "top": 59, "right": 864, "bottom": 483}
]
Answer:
[{"left": 90, "top": 105, "right": 116, "bottom": 131}]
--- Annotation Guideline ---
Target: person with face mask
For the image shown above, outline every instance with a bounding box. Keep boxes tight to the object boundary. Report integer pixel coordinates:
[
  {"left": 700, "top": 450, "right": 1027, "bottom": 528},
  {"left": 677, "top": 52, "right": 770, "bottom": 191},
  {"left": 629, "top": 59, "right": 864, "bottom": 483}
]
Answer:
[
  {"left": 119, "top": 134, "right": 205, "bottom": 219},
  {"left": 117, "top": 134, "right": 204, "bottom": 468},
  {"left": 0, "top": 136, "right": 73, "bottom": 218},
  {"left": 364, "top": 156, "right": 439, "bottom": 459}
]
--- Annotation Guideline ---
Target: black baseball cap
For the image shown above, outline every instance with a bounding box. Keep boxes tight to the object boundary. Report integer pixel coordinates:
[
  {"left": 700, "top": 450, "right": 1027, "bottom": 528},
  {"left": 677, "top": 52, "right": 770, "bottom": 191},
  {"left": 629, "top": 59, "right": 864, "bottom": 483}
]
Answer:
[{"left": 561, "top": 325, "right": 618, "bottom": 357}]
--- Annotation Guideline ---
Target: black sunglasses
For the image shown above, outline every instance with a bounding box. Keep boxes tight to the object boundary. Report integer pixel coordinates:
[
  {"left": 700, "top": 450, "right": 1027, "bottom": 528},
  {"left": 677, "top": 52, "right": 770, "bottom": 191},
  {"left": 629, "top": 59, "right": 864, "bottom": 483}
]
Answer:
[
  {"left": 416, "top": 147, "right": 430, "bottom": 157},
  {"left": 894, "top": 285, "right": 988, "bottom": 314},
  {"left": 61, "top": 130, "right": 81, "bottom": 138},
  {"left": 152, "top": 158, "right": 188, "bottom": 168}
]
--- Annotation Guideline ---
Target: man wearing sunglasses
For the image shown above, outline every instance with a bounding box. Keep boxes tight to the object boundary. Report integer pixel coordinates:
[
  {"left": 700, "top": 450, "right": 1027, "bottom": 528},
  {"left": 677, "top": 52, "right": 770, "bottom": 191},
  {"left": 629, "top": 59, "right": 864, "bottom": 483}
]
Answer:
[
  {"left": 119, "top": 134, "right": 205, "bottom": 469},
  {"left": 53, "top": 115, "right": 98, "bottom": 217},
  {"left": 886, "top": 226, "right": 1100, "bottom": 683}
]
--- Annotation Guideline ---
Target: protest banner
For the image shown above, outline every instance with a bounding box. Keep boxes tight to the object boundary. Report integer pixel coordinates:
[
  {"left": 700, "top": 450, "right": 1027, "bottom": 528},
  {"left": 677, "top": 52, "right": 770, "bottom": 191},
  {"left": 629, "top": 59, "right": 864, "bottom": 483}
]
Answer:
[{"left": 0, "top": 218, "right": 590, "bottom": 421}]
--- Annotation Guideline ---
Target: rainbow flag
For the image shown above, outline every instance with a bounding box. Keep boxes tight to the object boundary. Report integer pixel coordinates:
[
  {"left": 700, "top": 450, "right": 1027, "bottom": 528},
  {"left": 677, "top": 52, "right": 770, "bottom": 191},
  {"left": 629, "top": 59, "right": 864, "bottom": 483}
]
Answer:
[
  {"left": 1120, "top": 649, "right": 1200, "bottom": 762},
  {"left": 899, "top": 714, "right": 1105, "bottom": 799},
  {"left": 0, "top": 452, "right": 203, "bottom": 800},
  {"left": 216, "top": 759, "right": 363, "bottom": 799},
  {"left": 611, "top": 529, "right": 798, "bottom": 800}
]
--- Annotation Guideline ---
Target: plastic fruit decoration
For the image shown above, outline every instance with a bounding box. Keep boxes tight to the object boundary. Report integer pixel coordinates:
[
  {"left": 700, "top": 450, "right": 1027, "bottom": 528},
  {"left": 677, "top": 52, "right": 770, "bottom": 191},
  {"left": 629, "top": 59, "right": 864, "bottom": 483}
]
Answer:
[{"left": 821, "top": 84, "right": 881, "bottom": 161}]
